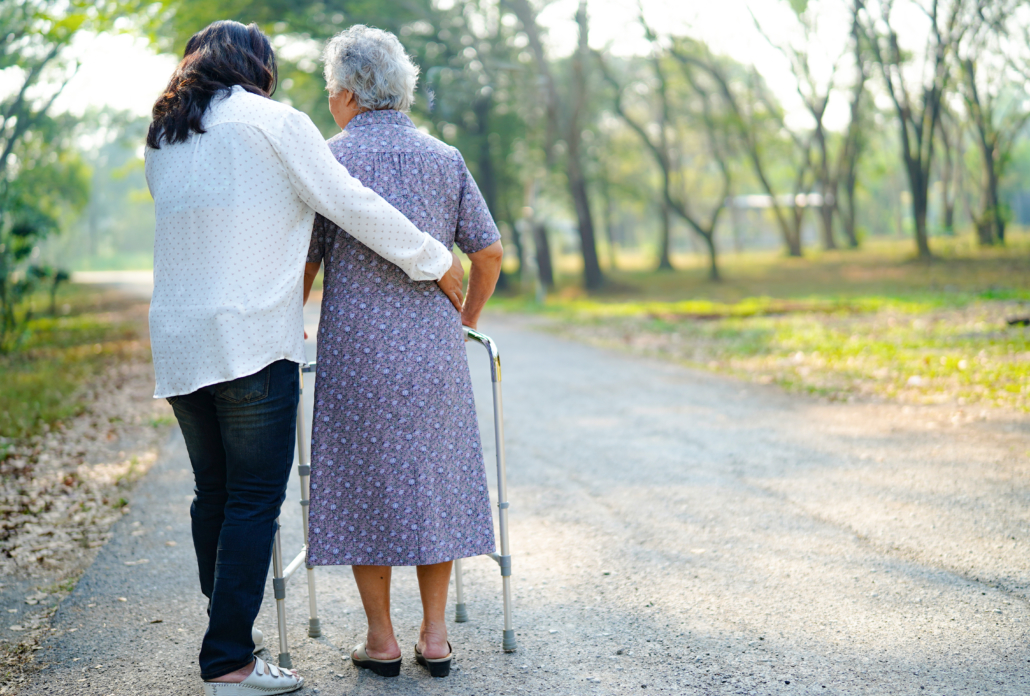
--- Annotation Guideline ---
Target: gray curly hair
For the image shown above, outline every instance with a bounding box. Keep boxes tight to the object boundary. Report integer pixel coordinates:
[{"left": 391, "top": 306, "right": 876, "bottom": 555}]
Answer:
[{"left": 322, "top": 25, "right": 419, "bottom": 111}]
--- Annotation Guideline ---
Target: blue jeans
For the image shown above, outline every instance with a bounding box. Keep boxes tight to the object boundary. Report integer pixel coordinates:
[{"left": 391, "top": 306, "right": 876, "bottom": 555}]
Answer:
[{"left": 168, "top": 359, "right": 299, "bottom": 680}]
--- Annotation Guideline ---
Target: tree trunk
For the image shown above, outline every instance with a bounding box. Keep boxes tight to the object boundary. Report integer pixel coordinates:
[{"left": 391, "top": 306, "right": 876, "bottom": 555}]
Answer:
[
  {"left": 568, "top": 167, "right": 604, "bottom": 289},
  {"left": 840, "top": 178, "right": 859, "bottom": 248},
  {"left": 904, "top": 156, "right": 932, "bottom": 259},
  {"left": 701, "top": 231, "right": 719, "bottom": 281},
  {"left": 814, "top": 125, "right": 837, "bottom": 251},
  {"left": 472, "top": 92, "right": 507, "bottom": 290},
  {"left": 473, "top": 95, "right": 498, "bottom": 223},
  {"left": 786, "top": 221, "right": 803, "bottom": 257},
  {"left": 819, "top": 198, "right": 836, "bottom": 251},
  {"left": 506, "top": 211, "right": 523, "bottom": 280},
  {"left": 913, "top": 192, "right": 932, "bottom": 259},
  {"left": 984, "top": 150, "right": 1004, "bottom": 244},
  {"left": 657, "top": 198, "right": 673, "bottom": 271},
  {"left": 602, "top": 180, "right": 618, "bottom": 271},
  {"left": 568, "top": 1, "right": 604, "bottom": 290},
  {"left": 533, "top": 222, "right": 554, "bottom": 289}
]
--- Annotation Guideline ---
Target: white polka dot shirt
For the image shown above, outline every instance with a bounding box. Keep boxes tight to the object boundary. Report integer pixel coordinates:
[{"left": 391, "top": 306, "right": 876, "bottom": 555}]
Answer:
[{"left": 145, "top": 86, "right": 452, "bottom": 398}]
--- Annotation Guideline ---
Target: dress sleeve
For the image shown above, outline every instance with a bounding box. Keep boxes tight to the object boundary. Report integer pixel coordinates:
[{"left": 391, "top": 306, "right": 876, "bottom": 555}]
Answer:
[
  {"left": 454, "top": 157, "right": 502, "bottom": 255},
  {"left": 308, "top": 214, "right": 327, "bottom": 265},
  {"left": 272, "top": 109, "right": 452, "bottom": 281}
]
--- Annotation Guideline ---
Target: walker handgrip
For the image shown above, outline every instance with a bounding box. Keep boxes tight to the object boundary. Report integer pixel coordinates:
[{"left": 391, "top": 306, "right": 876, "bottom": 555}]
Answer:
[{"left": 462, "top": 327, "right": 501, "bottom": 383}]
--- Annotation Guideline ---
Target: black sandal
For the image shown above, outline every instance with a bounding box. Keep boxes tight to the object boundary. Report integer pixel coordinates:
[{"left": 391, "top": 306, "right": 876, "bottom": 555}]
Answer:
[
  {"left": 414, "top": 641, "right": 452, "bottom": 678},
  {"left": 350, "top": 642, "right": 401, "bottom": 677}
]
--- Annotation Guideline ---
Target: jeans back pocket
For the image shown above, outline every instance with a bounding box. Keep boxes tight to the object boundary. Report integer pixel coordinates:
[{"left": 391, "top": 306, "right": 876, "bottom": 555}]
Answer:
[{"left": 216, "top": 365, "right": 271, "bottom": 404}]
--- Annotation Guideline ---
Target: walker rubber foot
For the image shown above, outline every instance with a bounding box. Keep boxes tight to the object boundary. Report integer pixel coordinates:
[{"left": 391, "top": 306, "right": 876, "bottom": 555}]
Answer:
[
  {"left": 502, "top": 629, "right": 517, "bottom": 652},
  {"left": 454, "top": 603, "right": 469, "bottom": 623},
  {"left": 308, "top": 618, "right": 322, "bottom": 638},
  {"left": 278, "top": 652, "right": 293, "bottom": 669}
]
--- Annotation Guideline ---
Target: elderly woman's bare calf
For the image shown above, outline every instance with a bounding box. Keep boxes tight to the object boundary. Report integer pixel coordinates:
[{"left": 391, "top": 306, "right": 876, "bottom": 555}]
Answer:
[{"left": 302, "top": 25, "right": 503, "bottom": 679}]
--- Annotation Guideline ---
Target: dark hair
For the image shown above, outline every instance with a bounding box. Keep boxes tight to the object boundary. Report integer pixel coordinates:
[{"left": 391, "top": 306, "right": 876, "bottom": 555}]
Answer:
[{"left": 147, "top": 21, "right": 277, "bottom": 149}]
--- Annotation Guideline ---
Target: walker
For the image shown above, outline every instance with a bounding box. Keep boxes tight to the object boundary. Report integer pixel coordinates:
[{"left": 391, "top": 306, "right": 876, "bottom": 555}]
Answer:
[{"left": 270, "top": 326, "right": 516, "bottom": 669}]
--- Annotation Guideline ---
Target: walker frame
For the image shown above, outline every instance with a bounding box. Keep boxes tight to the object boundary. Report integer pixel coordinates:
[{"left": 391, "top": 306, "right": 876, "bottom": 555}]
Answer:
[{"left": 270, "top": 326, "right": 515, "bottom": 669}]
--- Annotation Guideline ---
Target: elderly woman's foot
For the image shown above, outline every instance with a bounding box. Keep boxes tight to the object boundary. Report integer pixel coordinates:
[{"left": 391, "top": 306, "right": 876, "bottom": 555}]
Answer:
[
  {"left": 417, "top": 620, "right": 450, "bottom": 659},
  {"left": 415, "top": 620, "right": 452, "bottom": 678},
  {"left": 360, "top": 632, "right": 401, "bottom": 661}
]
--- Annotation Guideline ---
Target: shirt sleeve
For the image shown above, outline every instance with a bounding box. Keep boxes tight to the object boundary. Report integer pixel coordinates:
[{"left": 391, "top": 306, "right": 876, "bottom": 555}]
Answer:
[
  {"left": 453, "top": 156, "right": 502, "bottom": 255},
  {"left": 308, "top": 214, "right": 327, "bottom": 265},
  {"left": 272, "top": 109, "right": 452, "bottom": 281}
]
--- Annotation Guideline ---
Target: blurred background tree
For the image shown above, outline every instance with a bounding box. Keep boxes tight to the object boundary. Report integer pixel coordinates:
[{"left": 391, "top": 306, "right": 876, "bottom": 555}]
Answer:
[
  {"left": 5, "top": 0, "right": 1030, "bottom": 304},
  {"left": 0, "top": 0, "right": 167, "bottom": 351}
]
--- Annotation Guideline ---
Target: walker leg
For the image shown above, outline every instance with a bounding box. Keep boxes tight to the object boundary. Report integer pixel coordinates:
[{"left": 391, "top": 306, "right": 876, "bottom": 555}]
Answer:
[
  {"left": 492, "top": 380, "right": 516, "bottom": 652},
  {"left": 454, "top": 558, "right": 468, "bottom": 622},
  {"left": 296, "top": 368, "right": 321, "bottom": 638},
  {"left": 271, "top": 520, "right": 292, "bottom": 668},
  {"left": 462, "top": 328, "right": 516, "bottom": 652}
]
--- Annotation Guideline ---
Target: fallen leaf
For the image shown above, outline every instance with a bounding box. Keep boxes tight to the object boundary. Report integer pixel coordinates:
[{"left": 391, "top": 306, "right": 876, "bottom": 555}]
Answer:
[
  {"left": 165, "top": 541, "right": 177, "bottom": 547},
  {"left": 117, "top": 597, "right": 127, "bottom": 602}
]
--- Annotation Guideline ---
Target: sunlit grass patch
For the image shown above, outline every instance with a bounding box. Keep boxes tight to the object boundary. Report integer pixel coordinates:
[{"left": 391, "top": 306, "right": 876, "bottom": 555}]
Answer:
[
  {"left": 540, "top": 298, "right": 1030, "bottom": 410},
  {"left": 0, "top": 285, "right": 148, "bottom": 441},
  {"left": 491, "top": 235, "right": 1030, "bottom": 409}
]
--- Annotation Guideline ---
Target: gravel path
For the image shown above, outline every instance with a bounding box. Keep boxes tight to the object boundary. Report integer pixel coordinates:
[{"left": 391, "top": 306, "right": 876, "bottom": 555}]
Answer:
[{"left": 21, "top": 313, "right": 1030, "bottom": 695}]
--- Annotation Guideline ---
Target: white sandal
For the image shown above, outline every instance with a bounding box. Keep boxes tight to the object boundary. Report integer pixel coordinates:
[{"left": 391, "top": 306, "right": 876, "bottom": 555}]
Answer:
[{"left": 203, "top": 656, "right": 303, "bottom": 696}]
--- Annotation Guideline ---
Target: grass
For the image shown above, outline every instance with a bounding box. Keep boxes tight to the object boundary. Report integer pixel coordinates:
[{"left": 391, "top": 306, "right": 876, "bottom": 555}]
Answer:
[
  {"left": 492, "top": 234, "right": 1030, "bottom": 410},
  {"left": 0, "top": 285, "right": 148, "bottom": 445}
]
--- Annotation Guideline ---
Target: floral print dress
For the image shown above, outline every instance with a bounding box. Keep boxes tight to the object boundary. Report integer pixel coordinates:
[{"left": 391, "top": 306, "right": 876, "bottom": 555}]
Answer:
[{"left": 306, "top": 110, "right": 500, "bottom": 567}]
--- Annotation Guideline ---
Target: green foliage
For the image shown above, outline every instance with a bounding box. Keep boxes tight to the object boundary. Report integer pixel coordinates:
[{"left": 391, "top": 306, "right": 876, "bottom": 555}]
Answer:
[
  {"left": 0, "top": 114, "right": 90, "bottom": 352},
  {"left": 0, "top": 284, "right": 144, "bottom": 441},
  {"left": 0, "top": 1, "right": 167, "bottom": 351}
]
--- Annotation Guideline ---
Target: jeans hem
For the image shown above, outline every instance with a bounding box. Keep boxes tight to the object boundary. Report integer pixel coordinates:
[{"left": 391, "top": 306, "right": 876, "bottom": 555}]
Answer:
[{"left": 201, "top": 657, "right": 256, "bottom": 682}]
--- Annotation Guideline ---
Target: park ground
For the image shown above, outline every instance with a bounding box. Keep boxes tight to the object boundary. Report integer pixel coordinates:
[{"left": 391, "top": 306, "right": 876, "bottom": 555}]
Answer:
[
  {"left": 0, "top": 235, "right": 1027, "bottom": 694},
  {"left": 494, "top": 234, "right": 1030, "bottom": 412}
]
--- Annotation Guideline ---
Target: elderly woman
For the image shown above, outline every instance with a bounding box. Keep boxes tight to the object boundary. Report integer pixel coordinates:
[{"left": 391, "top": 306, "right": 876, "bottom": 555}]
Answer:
[{"left": 302, "top": 26, "right": 503, "bottom": 679}]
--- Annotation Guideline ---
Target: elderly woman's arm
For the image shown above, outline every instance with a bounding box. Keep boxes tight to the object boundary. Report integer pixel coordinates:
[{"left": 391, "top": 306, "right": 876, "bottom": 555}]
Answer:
[{"left": 460, "top": 241, "right": 503, "bottom": 330}]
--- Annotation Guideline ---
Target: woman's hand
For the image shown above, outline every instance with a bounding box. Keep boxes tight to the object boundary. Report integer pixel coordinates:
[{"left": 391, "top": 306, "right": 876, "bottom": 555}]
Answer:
[{"left": 437, "top": 251, "right": 465, "bottom": 313}]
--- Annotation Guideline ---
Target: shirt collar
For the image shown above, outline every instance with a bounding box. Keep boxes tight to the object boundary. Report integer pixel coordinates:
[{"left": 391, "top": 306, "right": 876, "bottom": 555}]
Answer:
[{"left": 347, "top": 109, "right": 415, "bottom": 129}]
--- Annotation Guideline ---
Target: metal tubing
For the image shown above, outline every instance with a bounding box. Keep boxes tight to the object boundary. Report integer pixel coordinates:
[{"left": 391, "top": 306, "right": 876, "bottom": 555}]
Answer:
[
  {"left": 306, "top": 568, "right": 321, "bottom": 637},
  {"left": 454, "top": 558, "right": 468, "bottom": 622},
  {"left": 297, "top": 363, "right": 321, "bottom": 637},
  {"left": 491, "top": 379, "right": 515, "bottom": 651},
  {"left": 462, "top": 327, "right": 515, "bottom": 652},
  {"left": 283, "top": 548, "right": 306, "bottom": 580},
  {"left": 271, "top": 521, "right": 291, "bottom": 668}
]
